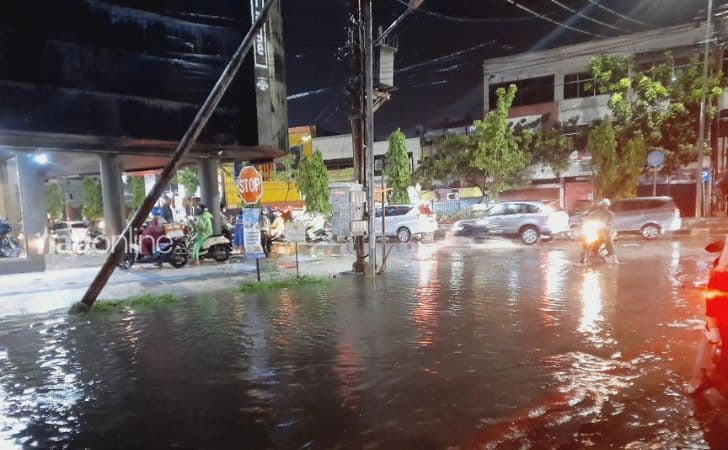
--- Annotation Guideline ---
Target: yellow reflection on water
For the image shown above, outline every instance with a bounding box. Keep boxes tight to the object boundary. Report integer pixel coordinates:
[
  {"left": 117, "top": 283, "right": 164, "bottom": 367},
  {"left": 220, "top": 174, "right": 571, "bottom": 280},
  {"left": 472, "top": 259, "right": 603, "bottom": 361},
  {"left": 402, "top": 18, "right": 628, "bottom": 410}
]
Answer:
[{"left": 579, "top": 270, "right": 603, "bottom": 336}]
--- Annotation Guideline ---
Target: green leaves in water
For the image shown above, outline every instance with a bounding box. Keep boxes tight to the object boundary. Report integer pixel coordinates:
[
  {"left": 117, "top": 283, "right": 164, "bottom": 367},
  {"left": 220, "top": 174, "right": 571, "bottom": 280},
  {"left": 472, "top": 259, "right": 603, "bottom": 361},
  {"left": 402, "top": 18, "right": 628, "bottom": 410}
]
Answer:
[
  {"left": 239, "top": 276, "right": 328, "bottom": 293},
  {"left": 90, "top": 293, "right": 178, "bottom": 313}
]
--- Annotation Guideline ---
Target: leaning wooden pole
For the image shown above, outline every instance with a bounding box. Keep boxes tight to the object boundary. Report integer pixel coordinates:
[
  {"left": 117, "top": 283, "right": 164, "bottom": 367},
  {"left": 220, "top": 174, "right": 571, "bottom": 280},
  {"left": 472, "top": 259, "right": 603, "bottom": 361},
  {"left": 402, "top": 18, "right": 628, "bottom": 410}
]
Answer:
[{"left": 75, "top": 0, "right": 278, "bottom": 310}]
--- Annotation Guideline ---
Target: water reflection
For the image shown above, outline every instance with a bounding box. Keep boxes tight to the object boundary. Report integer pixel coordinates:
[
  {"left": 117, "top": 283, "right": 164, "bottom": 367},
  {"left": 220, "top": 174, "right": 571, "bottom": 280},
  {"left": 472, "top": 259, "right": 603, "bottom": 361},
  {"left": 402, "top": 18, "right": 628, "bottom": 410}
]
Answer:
[
  {"left": 411, "top": 245, "right": 440, "bottom": 347},
  {"left": 578, "top": 270, "right": 604, "bottom": 344},
  {"left": 540, "top": 251, "right": 568, "bottom": 328}
]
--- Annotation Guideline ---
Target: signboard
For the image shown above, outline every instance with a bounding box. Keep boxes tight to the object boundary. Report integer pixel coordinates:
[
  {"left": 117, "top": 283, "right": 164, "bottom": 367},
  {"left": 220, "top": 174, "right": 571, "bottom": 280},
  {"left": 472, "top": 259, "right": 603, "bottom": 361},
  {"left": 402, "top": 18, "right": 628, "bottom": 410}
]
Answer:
[
  {"left": 242, "top": 208, "right": 265, "bottom": 258},
  {"left": 250, "top": 0, "right": 269, "bottom": 69},
  {"left": 647, "top": 150, "right": 665, "bottom": 168},
  {"left": 237, "top": 165, "right": 264, "bottom": 205}
]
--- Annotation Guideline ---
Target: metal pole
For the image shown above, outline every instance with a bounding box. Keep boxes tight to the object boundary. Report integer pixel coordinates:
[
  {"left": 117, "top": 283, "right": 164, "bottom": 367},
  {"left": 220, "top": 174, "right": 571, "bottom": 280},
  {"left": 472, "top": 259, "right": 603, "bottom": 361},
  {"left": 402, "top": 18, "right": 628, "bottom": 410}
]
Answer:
[
  {"left": 364, "top": 0, "right": 376, "bottom": 276},
  {"left": 76, "top": 0, "right": 278, "bottom": 309},
  {"left": 256, "top": 258, "right": 261, "bottom": 282},
  {"left": 380, "top": 165, "right": 387, "bottom": 273},
  {"left": 653, "top": 168, "right": 658, "bottom": 197},
  {"left": 696, "top": 0, "right": 714, "bottom": 217},
  {"left": 295, "top": 242, "right": 300, "bottom": 278}
]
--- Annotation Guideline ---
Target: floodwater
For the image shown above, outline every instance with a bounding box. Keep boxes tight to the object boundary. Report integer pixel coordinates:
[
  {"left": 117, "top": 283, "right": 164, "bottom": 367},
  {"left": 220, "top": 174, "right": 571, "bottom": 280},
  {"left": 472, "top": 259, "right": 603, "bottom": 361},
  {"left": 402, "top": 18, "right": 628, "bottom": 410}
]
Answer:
[{"left": 1, "top": 238, "right": 728, "bottom": 449}]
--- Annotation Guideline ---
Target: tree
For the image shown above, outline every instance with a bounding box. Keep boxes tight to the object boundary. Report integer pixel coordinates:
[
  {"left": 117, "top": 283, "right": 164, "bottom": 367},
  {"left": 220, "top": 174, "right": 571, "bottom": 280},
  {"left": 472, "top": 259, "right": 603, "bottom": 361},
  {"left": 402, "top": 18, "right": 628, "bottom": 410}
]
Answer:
[
  {"left": 515, "top": 117, "right": 577, "bottom": 177},
  {"left": 587, "top": 119, "right": 647, "bottom": 199},
  {"left": 589, "top": 53, "right": 724, "bottom": 175},
  {"left": 176, "top": 167, "right": 199, "bottom": 198},
  {"left": 45, "top": 183, "right": 64, "bottom": 221},
  {"left": 297, "top": 149, "right": 331, "bottom": 213},
  {"left": 271, "top": 153, "right": 298, "bottom": 206},
  {"left": 82, "top": 177, "right": 103, "bottom": 222},
  {"left": 415, "top": 85, "right": 527, "bottom": 197},
  {"left": 386, "top": 129, "right": 412, "bottom": 204},
  {"left": 130, "top": 177, "right": 146, "bottom": 212}
]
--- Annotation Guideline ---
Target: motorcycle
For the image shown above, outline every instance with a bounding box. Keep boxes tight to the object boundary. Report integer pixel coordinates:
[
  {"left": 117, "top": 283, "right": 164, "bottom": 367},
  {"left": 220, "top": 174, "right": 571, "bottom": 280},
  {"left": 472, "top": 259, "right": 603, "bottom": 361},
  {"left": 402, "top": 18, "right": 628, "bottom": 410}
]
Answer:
[
  {"left": 118, "top": 236, "right": 189, "bottom": 269},
  {"left": 579, "top": 220, "right": 611, "bottom": 265},
  {"left": 0, "top": 218, "right": 21, "bottom": 258},
  {"left": 305, "top": 214, "right": 331, "bottom": 243}
]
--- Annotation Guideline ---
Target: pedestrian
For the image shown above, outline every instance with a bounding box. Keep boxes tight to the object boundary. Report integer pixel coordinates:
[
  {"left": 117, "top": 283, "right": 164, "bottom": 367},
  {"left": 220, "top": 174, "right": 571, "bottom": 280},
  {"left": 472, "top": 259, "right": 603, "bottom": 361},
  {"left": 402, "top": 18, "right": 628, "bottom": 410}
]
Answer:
[
  {"left": 259, "top": 208, "right": 272, "bottom": 257},
  {"left": 192, "top": 204, "right": 213, "bottom": 264},
  {"left": 688, "top": 236, "right": 728, "bottom": 394},
  {"left": 160, "top": 195, "right": 175, "bottom": 224},
  {"left": 233, "top": 210, "right": 244, "bottom": 253}
]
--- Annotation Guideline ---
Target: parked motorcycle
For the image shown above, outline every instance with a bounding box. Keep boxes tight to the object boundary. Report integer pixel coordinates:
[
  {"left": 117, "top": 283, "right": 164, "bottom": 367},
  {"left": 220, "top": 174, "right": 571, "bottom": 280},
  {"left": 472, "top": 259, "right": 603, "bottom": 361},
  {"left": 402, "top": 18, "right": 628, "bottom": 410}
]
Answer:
[
  {"left": 0, "top": 218, "right": 21, "bottom": 258},
  {"left": 118, "top": 236, "right": 189, "bottom": 269}
]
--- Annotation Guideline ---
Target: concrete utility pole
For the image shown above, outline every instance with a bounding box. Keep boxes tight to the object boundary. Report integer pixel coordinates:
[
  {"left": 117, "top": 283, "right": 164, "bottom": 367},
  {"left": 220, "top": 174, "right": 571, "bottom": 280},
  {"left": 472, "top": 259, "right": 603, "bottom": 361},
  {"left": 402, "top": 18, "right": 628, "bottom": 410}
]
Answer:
[
  {"left": 75, "top": 0, "right": 278, "bottom": 309},
  {"left": 347, "top": 0, "right": 366, "bottom": 274},
  {"left": 696, "top": 0, "right": 714, "bottom": 217},
  {"left": 363, "top": 0, "right": 377, "bottom": 276}
]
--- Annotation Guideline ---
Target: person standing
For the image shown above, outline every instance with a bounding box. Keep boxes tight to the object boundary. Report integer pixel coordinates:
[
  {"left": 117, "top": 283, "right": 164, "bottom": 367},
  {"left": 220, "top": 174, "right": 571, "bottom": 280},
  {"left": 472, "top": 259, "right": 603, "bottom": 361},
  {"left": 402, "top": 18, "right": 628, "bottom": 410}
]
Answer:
[
  {"left": 192, "top": 204, "right": 213, "bottom": 263},
  {"left": 160, "top": 196, "right": 175, "bottom": 224},
  {"left": 258, "top": 208, "right": 272, "bottom": 257}
]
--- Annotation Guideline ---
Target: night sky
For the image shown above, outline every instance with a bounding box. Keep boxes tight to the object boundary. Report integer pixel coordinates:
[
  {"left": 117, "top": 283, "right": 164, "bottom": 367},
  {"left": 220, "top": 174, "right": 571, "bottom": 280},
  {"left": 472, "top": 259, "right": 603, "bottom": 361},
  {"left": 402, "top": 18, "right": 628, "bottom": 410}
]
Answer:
[{"left": 282, "top": 0, "right": 727, "bottom": 139}]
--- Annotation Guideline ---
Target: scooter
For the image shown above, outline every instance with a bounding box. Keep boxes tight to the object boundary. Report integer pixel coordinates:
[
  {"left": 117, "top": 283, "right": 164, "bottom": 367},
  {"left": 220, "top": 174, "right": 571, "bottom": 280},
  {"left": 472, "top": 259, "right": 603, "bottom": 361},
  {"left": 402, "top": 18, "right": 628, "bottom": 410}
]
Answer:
[
  {"left": 306, "top": 226, "right": 331, "bottom": 243},
  {"left": 187, "top": 232, "right": 232, "bottom": 262},
  {"left": 0, "top": 218, "right": 21, "bottom": 258},
  {"left": 118, "top": 237, "right": 189, "bottom": 269},
  {"left": 579, "top": 220, "right": 611, "bottom": 265}
]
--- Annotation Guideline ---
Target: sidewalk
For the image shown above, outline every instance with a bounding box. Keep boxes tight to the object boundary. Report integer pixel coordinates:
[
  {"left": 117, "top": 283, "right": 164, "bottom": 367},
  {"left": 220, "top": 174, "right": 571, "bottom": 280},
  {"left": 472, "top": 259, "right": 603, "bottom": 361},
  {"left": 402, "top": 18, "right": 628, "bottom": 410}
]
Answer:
[
  {"left": 0, "top": 244, "right": 356, "bottom": 318},
  {"left": 680, "top": 217, "right": 728, "bottom": 236}
]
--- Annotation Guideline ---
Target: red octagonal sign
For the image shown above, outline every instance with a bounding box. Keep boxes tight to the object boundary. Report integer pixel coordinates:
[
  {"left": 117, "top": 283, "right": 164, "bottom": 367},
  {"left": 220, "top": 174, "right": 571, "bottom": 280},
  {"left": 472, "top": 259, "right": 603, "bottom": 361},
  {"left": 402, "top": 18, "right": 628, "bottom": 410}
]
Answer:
[{"left": 237, "top": 165, "right": 263, "bottom": 205}]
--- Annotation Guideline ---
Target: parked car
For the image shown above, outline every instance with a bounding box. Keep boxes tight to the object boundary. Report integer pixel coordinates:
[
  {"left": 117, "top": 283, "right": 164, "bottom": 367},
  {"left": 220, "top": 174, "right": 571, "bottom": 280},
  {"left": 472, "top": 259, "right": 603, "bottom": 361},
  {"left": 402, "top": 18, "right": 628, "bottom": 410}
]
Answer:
[
  {"left": 570, "top": 196, "right": 681, "bottom": 240},
  {"left": 50, "top": 221, "right": 88, "bottom": 244},
  {"left": 374, "top": 204, "right": 438, "bottom": 243},
  {"left": 451, "top": 201, "right": 570, "bottom": 245}
]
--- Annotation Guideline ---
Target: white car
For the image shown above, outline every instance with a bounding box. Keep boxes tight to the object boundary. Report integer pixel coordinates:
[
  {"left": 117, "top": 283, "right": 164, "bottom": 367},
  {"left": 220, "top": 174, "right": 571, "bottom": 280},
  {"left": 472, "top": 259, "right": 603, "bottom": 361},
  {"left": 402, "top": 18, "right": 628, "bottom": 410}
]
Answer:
[{"left": 374, "top": 204, "right": 439, "bottom": 243}]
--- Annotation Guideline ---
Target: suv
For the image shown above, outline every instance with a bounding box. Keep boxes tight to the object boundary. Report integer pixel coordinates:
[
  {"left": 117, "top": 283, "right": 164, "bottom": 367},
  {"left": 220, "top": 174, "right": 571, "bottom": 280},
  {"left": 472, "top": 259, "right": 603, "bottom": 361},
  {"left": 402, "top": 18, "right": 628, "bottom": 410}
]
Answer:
[
  {"left": 451, "top": 201, "right": 570, "bottom": 245},
  {"left": 570, "top": 196, "right": 681, "bottom": 240},
  {"left": 374, "top": 204, "right": 439, "bottom": 243}
]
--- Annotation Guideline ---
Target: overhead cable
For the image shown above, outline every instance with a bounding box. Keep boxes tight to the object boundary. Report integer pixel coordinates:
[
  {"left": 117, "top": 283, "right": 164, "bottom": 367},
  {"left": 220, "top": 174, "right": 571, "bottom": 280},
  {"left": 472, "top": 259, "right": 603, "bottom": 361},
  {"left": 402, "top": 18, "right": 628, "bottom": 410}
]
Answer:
[
  {"left": 392, "top": 0, "right": 538, "bottom": 23},
  {"left": 585, "top": 0, "right": 649, "bottom": 27},
  {"left": 549, "top": 0, "right": 624, "bottom": 32},
  {"left": 502, "top": 0, "right": 604, "bottom": 38}
]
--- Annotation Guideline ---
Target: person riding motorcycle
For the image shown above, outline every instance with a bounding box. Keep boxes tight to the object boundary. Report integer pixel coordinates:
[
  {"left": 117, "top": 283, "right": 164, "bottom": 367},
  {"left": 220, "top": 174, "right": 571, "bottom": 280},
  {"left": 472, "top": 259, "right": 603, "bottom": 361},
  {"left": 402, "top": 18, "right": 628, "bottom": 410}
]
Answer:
[
  {"left": 688, "top": 236, "right": 728, "bottom": 394},
  {"left": 192, "top": 204, "right": 213, "bottom": 263},
  {"left": 306, "top": 213, "right": 327, "bottom": 242},
  {"left": 585, "top": 199, "right": 618, "bottom": 263},
  {"left": 270, "top": 210, "right": 286, "bottom": 241},
  {"left": 140, "top": 208, "right": 166, "bottom": 257}
]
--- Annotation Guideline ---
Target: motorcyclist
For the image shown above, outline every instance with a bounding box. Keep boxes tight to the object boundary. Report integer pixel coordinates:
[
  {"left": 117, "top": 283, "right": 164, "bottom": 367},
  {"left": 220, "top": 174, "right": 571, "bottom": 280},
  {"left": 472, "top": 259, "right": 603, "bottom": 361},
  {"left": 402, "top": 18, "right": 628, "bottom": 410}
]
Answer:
[
  {"left": 140, "top": 208, "right": 166, "bottom": 257},
  {"left": 192, "top": 204, "right": 213, "bottom": 263},
  {"left": 688, "top": 236, "right": 728, "bottom": 394},
  {"left": 586, "top": 199, "right": 618, "bottom": 263},
  {"left": 270, "top": 210, "right": 286, "bottom": 241},
  {"left": 306, "top": 213, "right": 326, "bottom": 242}
]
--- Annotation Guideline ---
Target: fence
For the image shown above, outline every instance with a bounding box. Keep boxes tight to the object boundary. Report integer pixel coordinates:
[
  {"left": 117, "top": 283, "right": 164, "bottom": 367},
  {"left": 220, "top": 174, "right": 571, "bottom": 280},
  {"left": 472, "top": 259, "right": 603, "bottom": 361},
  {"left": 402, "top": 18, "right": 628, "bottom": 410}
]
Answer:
[{"left": 430, "top": 198, "right": 481, "bottom": 218}]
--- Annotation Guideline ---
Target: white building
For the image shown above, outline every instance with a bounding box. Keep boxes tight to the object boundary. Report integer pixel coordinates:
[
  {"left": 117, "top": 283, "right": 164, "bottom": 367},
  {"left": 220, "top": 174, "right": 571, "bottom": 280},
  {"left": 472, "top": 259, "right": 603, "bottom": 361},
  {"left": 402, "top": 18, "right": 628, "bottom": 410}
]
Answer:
[{"left": 312, "top": 134, "right": 423, "bottom": 175}]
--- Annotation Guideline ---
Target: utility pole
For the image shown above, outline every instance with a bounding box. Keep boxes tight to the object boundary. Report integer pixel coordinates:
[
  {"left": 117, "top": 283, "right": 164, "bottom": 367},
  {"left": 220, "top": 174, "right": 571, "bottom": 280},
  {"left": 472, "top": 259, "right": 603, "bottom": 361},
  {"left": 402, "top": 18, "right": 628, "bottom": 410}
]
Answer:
[
  {"left": 363, "top": 0, "right": 376, "bottom": 276},
  {"left": 346, "top": 0, "right": 366, "bottom": 274},
  {"left": 696, "top": 0, "right": 714, "bottom": 217}
]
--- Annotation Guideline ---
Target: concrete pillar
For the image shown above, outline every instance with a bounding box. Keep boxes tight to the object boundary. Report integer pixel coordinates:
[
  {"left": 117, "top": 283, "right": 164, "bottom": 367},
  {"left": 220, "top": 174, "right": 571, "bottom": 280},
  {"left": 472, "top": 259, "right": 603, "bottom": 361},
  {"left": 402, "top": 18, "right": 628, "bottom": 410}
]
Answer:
[
  {"left": 198, "top": 158, "right": 222, "bottom": 235},
  {"left": 99, "top": 154, "right": 124, "bottom": 238}
]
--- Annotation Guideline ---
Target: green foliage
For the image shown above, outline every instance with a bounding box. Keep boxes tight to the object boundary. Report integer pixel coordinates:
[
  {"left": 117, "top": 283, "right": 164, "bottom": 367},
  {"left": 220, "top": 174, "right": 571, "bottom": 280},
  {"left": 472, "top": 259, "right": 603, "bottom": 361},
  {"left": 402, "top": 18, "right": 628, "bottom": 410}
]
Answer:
[
  {"left": 239, "top": 276, "right": 328, "bottom": 292},
  {"left": 588, "top": 120, "right": 647, "bottom": 198},
  {"left": 386, "top": 129, "right": 412, "bottom": 204},
  {"left": 177, "top": 167, "right": 200, "bottom": 197},
  {"left": 415, "top": 85, "right": 527, "bottom": 196},
  {"left": 589, "top": 53, "right": 724, "bottom": 175},
  {"left": 82, "top": 177, "right": 103, "bottom": 222},
  {"left": 91, "top": 293, "right": 177, "bottom": 313},
  {"left": 515, "top": 117, "right": 577, "bottom": 177},
  {"left": 45, "top": 184, "right": 64, "bottom": 220},
  {"left": 129, "top": 176, "right": 146, "bottom": 212},
  {"left": 297, "top": 149, "right": 331, "bottom": 213}
]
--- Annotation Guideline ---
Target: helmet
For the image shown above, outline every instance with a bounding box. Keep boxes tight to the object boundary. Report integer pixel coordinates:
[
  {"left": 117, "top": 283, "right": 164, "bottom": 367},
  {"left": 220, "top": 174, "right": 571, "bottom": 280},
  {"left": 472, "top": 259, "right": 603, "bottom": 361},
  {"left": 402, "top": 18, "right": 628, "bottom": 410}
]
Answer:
[
  {"left": 598, "top": 199, "right": 611, "bottom": 208},
  {"left": 151, "top": 207, "right": 162, "bottom": 217}
]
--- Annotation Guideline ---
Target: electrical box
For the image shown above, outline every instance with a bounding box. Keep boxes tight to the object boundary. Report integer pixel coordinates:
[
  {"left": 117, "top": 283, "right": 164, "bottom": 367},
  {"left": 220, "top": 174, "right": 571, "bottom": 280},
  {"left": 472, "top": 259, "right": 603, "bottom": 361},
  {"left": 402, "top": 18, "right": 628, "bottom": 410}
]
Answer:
[{"left": 329, "top": 182, "right": 366, "bottom": 239}]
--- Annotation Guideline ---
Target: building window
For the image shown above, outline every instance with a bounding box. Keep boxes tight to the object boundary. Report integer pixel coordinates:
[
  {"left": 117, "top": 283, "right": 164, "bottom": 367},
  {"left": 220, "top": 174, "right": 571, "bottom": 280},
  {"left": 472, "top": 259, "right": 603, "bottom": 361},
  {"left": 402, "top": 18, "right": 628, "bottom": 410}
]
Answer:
[
  {"left": 0, "top": 152, "right": 27, "bottom": 259},
  {"left": 564, "top": 72, "right": 596, "bottom": 99},
  {"left": 488, "top": 75, "right": 555, "bottom": 108}
]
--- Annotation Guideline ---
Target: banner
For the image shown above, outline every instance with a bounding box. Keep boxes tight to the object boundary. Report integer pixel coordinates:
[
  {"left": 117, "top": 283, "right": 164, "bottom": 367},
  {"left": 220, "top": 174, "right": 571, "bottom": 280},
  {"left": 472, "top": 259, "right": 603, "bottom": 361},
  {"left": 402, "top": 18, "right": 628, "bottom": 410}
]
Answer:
[{"left": 242, "top": 208, "right": 265, "bottom": 258}]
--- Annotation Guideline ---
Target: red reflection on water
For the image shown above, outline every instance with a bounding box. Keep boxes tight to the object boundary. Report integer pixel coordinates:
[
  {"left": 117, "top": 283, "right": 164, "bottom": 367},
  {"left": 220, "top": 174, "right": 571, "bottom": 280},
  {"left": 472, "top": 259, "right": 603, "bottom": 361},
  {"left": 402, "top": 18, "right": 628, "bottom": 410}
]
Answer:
[
  {"left": 334, "top": 339, "right": 362, "bottom": 411},
  {"left": 412, "top": 247, "right": 440, "bottom": 347}
]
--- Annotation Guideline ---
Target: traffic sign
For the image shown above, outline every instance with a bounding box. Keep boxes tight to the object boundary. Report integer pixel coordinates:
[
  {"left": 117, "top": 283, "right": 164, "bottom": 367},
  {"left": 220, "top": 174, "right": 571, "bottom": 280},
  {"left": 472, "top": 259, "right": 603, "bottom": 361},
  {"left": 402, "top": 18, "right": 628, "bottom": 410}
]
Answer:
[
  {"left": 647, "top": 150, "right": 665, "bottom": 168},
  {"left": 237, "top": 165, "right": 263, "bottom": 205}
]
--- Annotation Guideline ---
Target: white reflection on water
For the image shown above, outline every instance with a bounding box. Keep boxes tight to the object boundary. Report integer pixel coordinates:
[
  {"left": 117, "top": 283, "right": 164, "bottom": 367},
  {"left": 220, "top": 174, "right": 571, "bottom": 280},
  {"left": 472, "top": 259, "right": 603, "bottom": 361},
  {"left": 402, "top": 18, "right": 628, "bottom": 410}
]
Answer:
[{"left": 579, "top": 270, "right": 603, "bottom": 339}]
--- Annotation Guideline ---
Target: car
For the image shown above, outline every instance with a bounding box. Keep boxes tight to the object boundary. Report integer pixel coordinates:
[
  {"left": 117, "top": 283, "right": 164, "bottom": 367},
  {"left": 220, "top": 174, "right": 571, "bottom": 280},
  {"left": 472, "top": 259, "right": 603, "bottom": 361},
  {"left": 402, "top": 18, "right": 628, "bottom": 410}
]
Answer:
[
  {"left": 571, "top": 196, "right": 681, "bottom": 240},
  {"left": 374, "top": 204, "right": 439, "bottom": 243},
  {"left": 50, "top": 221, "right": 88, "bottom": 244},
  {"left": 451, "top": 201, "right": 570, "bottom": 245}
]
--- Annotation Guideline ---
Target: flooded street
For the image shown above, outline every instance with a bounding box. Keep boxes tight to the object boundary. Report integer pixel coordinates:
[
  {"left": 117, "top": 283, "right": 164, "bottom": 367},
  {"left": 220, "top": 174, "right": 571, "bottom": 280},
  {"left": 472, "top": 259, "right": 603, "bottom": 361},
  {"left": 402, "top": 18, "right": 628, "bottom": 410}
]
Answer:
[{"left": 2, "top": 237, "right": 728, "bottom": 449}]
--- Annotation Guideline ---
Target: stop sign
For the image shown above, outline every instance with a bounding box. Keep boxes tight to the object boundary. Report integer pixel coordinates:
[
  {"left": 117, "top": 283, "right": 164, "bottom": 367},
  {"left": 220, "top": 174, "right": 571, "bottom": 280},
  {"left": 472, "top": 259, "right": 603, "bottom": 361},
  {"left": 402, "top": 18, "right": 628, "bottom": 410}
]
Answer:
[{"left": 237, "top": 165, "right": 264, "bottom": 205}]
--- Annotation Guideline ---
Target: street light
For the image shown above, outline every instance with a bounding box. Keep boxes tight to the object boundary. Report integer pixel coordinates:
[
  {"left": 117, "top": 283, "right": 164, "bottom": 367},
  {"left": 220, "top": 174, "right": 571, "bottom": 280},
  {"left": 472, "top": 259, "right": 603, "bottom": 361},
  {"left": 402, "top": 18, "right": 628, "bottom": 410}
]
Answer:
[{"left": 695, "top": 0, "right": 714, "bottom": 217}]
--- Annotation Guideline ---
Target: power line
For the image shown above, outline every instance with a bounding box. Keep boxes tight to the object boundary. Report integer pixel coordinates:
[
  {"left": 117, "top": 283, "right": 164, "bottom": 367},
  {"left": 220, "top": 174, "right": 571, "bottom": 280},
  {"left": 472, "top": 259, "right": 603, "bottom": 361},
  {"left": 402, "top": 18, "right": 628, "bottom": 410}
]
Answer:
[
  {"left": 502, "top": 0, "right": 604, "bottom": 38},
  {"left": 585, "top": 0, "right": 649, "bottom": 27},
  {"left": 392, "top": 0, "right": 538, "bottom": 23},
  {"left": 548, "top": 0, "right": 624, "bottom": 32}
]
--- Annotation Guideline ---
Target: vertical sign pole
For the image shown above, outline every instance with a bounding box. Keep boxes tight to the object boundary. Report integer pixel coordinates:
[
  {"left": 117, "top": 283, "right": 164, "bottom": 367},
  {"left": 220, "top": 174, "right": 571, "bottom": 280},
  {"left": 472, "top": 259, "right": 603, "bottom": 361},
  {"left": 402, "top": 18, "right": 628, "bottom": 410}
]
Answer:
[
  {"left": 256, "top": 258, "right": 261, "bottom": 282},
  {"left": 295, "top": 242, "right": 300, "bottom": 278}
]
